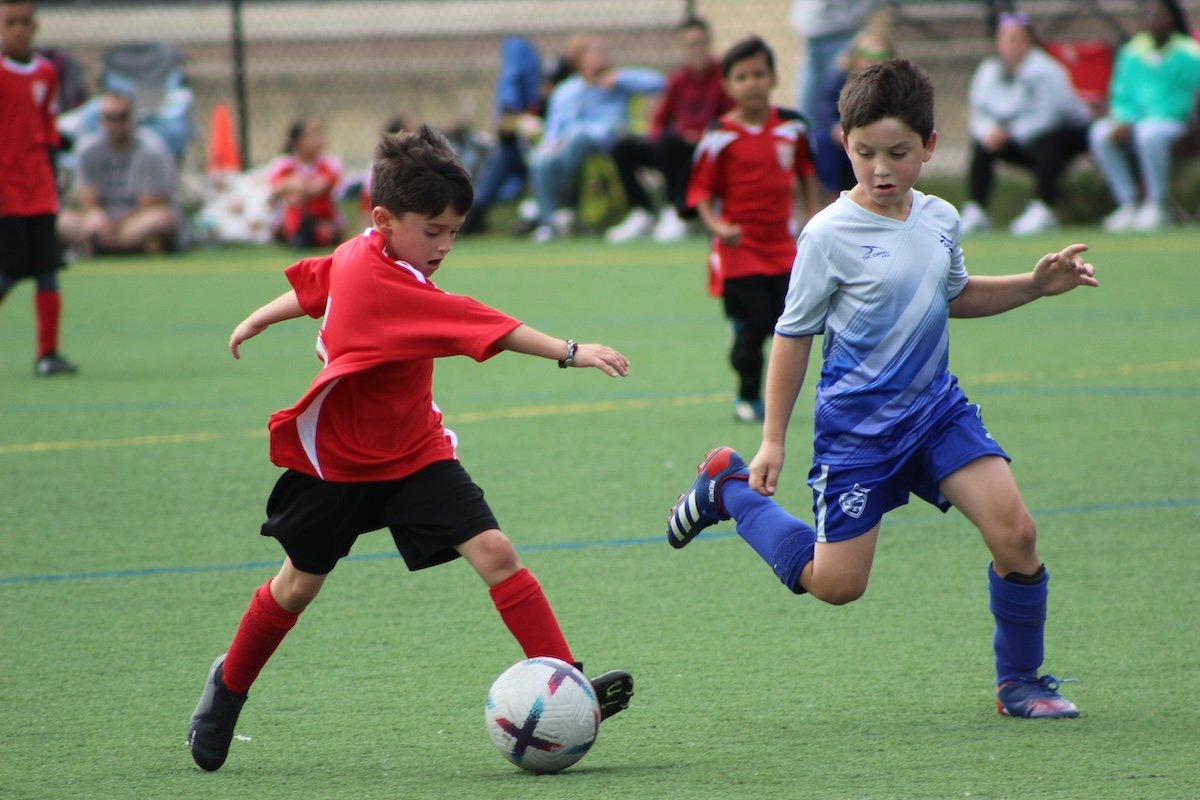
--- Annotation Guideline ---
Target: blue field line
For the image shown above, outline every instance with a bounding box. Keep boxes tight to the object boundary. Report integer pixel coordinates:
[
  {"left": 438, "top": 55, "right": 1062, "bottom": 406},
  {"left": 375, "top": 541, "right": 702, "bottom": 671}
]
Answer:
[{"left": 2, "top": 496, "right": 1197, "bottom": 588}]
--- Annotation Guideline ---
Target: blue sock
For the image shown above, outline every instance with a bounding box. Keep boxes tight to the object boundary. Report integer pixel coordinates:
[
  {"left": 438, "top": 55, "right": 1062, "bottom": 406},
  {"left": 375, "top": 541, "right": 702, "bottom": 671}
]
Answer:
[
  {"left": 722, "top": 478, "right": 816, "bottom": 593},
  {"left": 988, "top": 564, "right": 1048, "bottom": 684}
]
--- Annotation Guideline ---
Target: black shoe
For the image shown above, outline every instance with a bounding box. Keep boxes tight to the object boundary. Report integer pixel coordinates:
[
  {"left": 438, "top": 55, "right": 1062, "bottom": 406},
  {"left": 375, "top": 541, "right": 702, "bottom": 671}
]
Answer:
[
  {"left": 34, "top": 351, "right": 78, "bottom": 377},
  {"left": 588, "top": 669, "right": 634, "bottom": 721},
  {"left": 188, "top": 654, "right": 247, "bottom": 771}
]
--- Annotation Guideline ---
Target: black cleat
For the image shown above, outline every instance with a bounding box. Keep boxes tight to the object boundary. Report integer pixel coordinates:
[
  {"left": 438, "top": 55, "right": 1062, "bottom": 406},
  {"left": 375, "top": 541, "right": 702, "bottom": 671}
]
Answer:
[
  {"left": 34, "top": 351, "right": 78, "bottom": 377},
  {"left": 589, "top": 670, "right": 634, "bottom": 721},
  {"left": 188, "top": 654, "right": 247, "bottom": 771}
]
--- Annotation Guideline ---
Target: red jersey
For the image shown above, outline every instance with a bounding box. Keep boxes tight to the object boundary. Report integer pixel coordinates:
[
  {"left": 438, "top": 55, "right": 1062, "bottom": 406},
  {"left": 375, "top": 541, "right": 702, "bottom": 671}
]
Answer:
[
  {"left": 686, "top": 107, "right": 814, "bottom": 295},
  {"left": 267, "top": 152, "right": 343, "bottom": 224},
  {"left": 648, "top": 60, "right": 732, "bottom": 143},
  {"left": 0, "top": 54, "right": 60, "bottom": 216},
  {"left": 268, "top": 229, "right": 522, "bottom": 482}
]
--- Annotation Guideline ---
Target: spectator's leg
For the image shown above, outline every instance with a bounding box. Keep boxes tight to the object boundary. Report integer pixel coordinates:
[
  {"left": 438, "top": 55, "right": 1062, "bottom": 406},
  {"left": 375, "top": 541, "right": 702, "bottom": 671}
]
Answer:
[
  {"left": 1026, "top": 126, "right": 1089, "bottom": 207},
  {"left": 112, "top": 207, "right": 178, "bottom": 253},
  {"left": 1088, "top": 117, "right": 1139, "bottom": 206},
  {"left": 968, "top": 140, "right": 1001, "bottom": 207},
  {"left": 1132, "top": 118, "right": 1187, "bottom": 205},
  {"left": 650, "top": 132, "right": 694, "bottom": 216},
  {"left": 611, "top": 135, "right": 656, "bottom": 212},
  {"left": 530, "top": 136, "right": 597, "bottom": 225}
]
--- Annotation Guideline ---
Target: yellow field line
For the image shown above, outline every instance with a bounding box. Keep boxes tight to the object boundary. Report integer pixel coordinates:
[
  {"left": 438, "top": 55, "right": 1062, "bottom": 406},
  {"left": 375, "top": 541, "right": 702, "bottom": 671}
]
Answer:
[
  {"left": 2, "top": 358, "right": 1197, "bottom": 456},
  {"left": 0, "top": 392, "right": 729, "bottom": 455}
]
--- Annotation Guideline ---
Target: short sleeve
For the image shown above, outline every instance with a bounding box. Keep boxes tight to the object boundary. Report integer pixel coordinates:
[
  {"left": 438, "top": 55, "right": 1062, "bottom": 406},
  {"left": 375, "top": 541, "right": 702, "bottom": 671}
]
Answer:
[
  {"left": 284, "top": 256, "right": 334, "bottom": 318},
  {"left": 775, "top": 230, "right": 837, "bottom": 336}
]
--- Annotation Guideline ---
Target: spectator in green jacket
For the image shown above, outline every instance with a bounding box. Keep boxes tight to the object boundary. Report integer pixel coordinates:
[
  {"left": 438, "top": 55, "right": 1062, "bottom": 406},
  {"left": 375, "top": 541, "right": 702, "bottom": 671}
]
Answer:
[{"left": 1089, "top": 0, "right": 1200, "bottom": 232}]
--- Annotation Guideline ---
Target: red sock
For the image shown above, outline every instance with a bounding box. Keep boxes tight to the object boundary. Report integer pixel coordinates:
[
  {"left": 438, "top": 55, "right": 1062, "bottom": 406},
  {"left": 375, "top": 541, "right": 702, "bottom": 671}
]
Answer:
[
  {"left": 222, "top": 580, "right": 300, "bottom": 695},
  {"left": 489, "top": 568, "right": 573, "bottom": 663},
  {"left": 34, "top": 289, "right": 60, "bottom": 358}
]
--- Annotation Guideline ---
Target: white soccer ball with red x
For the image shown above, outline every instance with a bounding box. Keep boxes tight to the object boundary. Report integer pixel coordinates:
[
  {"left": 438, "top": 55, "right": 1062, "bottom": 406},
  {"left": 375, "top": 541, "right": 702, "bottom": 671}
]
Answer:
[{"left": 484, "top": 657, "right": 600, "bottom": 773}]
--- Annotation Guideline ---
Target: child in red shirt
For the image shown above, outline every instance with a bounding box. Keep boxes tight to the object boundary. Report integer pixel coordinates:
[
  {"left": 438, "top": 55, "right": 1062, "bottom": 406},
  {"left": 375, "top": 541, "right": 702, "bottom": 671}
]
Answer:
[
  {"left": 267, "top": 114, "right": 345, "bottom": 249},
  {"left": 188, "top": 126, "right": 634, "bottom": 772},
  {"left": 0, "top": 0, "right": 76, "bottom": 376},
  {"left": 687, "top": 36, "right": 820, "bottom": 422}
]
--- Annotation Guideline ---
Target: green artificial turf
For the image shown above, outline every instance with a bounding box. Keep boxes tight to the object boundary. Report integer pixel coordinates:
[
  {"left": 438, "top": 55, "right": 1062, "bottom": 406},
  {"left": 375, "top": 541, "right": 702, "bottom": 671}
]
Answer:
[{"left": 2, "top": 228, "right": 1197, "bottom": 799}]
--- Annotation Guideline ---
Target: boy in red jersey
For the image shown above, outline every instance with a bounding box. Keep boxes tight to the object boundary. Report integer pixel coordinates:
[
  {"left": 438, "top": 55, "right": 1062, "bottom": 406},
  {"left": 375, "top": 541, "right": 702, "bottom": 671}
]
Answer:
[
  {"left": 0, "top": 0, "right": 77, "bottom": 376},
  {"left": 188, "top": 126, "right": 634, "bottom": 772},
  {"left": 687, "top": 36, "right": 820, "bottom": 422}
]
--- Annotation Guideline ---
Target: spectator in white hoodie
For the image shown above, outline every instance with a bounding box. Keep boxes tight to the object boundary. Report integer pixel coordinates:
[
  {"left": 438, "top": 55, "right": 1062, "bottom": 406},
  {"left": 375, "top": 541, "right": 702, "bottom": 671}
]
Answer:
[{"left": 959, "top": 11, "right": 1093, "bottom": 236}]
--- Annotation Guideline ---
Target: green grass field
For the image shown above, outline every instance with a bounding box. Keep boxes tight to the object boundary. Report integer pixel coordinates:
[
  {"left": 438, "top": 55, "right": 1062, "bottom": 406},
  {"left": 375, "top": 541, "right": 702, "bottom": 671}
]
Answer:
[{"left": 2, "top": 227, "right": 1198, "bottom": 800}]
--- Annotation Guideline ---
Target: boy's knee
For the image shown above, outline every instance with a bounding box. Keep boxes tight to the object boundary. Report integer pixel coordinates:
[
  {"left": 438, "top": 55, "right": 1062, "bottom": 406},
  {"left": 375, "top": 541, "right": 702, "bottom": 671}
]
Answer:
[{"left": 808, "top": 578, "right": 868, "bottom": 606}]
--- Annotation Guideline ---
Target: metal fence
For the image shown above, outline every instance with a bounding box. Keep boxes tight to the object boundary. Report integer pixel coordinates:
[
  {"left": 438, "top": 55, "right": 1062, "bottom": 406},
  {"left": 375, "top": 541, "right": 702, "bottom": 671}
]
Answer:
[{"left": 33, "top": 0, "right": 1167, "bottom": 183}]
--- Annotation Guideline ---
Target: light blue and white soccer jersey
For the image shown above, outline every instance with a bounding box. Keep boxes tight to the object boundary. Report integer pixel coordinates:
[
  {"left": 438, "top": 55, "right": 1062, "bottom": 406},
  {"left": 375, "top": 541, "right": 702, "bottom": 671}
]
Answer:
[{"left": 775, "top": 189, "right": 969, "bottom": 466}]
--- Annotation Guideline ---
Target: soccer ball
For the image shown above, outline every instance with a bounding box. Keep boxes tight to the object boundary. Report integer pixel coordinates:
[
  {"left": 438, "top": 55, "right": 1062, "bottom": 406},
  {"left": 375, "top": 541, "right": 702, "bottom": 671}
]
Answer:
[{"left": 484, "top": 657, "right": 600, "bottom": 773}]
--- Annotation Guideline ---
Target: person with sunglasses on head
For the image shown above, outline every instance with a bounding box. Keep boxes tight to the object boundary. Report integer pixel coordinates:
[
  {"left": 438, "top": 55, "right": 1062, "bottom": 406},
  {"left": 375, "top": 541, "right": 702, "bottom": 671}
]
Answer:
[
  {"left": 57, "top": 90, "right": 180, "bottom": 256},
  {"left": 959, "top": 10, "right": 1093, "bottom": 237}
]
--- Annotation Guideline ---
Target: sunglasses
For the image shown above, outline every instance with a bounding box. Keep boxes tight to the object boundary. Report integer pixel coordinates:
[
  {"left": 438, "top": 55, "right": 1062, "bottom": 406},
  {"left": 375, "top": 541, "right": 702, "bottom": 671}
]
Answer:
[
  {"left": 997, "top": 11, "right": 1030, "bottom": 26},
  {"left": 102, "top": 111, "right": 132, "bottom": 123}
]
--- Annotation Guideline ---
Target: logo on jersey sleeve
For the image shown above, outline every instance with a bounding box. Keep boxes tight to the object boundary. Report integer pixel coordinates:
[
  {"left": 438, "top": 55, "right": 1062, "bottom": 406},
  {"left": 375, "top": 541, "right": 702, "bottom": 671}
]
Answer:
[{"left": 838, "top": 484, "right": 871, "bottom": 518}]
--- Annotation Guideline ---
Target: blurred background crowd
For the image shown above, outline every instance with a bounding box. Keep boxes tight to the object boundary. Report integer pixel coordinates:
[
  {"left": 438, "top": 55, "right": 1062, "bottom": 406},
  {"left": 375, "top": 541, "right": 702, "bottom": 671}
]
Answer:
[{"left": 9, "top": 0, "right": 1200, "bottom": 255}]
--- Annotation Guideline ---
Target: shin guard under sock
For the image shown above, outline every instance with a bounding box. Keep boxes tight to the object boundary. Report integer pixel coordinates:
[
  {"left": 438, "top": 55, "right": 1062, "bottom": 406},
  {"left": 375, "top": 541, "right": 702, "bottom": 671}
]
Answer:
[
  {"left": 34, "top": 289, "right": 61, "bottom": 358},
  {"left": 222, "top": 580, "right": 300, "bottom": 695},
  {"left": 489, "top": 568, "right": 573, "bottom": 663},
  {"left": 988, "top": 564, "right": 1048, "bottom": 684},
  {"left": 722, "top": 479, "right": 817, "bottom": 593}
]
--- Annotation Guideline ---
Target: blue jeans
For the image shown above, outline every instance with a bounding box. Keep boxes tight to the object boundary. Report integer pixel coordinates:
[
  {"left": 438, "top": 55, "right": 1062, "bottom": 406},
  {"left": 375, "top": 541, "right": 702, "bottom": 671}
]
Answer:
[{"left": 528, "top": 133, "right": 606, "bottom": 224}]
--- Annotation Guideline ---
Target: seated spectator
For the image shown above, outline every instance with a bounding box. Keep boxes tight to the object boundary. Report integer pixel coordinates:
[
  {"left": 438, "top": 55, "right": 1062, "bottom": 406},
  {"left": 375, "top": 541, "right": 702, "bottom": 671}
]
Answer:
[
  {"left": 527, "top": 33, "right": 665, "bottom": 242},
  {"left": 809, "top": 14, "right": 894, "bottom": 201},
  {"left": 1089, "top": 0, "right": 1200, "bottom": 232},
  {"left": 605, "top": 16, "right": 732, "bottom": 244},
  {"left": 460, "top": 37, "right": 562, "bottom": 236},
  {"left": 57, "top": 91, "right": 180, "bottom": 255},
  {"left": 267, "top": 115, "right": 344, "bottom": 249},
  {"left": 959, "top": 11, "right": 1093, "bottom": 236}
]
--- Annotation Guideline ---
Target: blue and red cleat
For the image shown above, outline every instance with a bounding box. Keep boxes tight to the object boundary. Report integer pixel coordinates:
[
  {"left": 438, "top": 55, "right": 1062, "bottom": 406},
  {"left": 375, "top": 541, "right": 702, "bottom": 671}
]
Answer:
[
  {"left": 996, "top": 674, "right": 1079, "bottom": 718},
  {"left": 666, "top": 447, "right": 749, "bottom": 549}
]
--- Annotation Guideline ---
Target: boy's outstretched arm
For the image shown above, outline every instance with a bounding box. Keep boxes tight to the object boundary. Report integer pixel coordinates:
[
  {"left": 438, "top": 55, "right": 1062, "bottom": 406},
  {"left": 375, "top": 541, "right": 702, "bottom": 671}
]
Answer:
[
  {"left": 496, "top": 324, "right": 630, "bottom": 377},
  {"left": 749, "top": 334, "right": 814, "bottom": 496},
  {"left": 950, "top": 242, "right": 1097, "bottom": 319},
  {"left": 229, "top": 290, "right": 305, "bottom": 359}
]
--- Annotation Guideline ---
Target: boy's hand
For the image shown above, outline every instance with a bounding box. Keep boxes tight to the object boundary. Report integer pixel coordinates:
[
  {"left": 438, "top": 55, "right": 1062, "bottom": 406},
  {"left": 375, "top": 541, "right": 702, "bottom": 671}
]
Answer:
[
  {"left": 1032, "top": 243, "right": 1098, "bottom": 297},
  {"left": 712, "top": 220, "right": 742, "bottom": 246},
  {"left": 229, "top": 317, "right": 268, "bottom": 359},
  {"left": 748, "top": 441, "right": 786, "bottom": 496},
  {"left": 572, "top": 343, "right": 630, "bottom": 377}
]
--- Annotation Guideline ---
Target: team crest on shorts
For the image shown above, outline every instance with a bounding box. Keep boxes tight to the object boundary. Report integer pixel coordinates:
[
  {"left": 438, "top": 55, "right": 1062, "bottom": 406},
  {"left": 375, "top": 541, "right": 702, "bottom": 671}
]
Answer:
[{"left": 838, "top": 484, "right": 871, "bottom": 518}]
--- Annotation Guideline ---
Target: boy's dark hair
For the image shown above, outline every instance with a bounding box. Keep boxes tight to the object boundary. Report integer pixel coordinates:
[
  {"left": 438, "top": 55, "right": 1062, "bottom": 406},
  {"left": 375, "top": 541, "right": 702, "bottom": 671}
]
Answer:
[
  {"left": 837, "top": 58, "right": 935, "bottom": 144},
  {"left": 677, "top": 15, "right": 710, "bottom": 35},
  {"left": 369, "top": 124, "right": 474, "bottom": 217},
  {"left": 721, "top": 35, "right": 775, "bottom": 78}
]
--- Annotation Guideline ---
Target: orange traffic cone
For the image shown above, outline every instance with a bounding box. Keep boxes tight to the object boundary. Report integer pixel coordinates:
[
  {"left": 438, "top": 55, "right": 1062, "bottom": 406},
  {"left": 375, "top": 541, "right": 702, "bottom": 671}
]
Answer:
[{"left": 207, "top": 102, "right": 242, "bottom": 173}]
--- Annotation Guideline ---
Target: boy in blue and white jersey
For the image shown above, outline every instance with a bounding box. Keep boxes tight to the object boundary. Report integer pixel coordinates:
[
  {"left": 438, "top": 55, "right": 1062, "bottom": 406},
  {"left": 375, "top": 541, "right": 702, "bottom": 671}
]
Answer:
[{"left": 666, "top": 59, "right": 1098, "bottom": 719}]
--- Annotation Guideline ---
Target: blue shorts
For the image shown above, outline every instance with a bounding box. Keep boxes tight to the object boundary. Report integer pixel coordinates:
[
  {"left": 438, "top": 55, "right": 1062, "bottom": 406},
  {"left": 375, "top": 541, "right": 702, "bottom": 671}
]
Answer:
[{"left": 807, "top": 400, "right": 1009, "bottom": 543}]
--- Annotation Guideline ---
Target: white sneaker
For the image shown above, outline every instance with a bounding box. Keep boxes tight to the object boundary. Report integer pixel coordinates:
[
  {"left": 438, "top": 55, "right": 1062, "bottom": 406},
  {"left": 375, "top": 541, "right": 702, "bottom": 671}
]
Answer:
[
  {"left": 604, "top": 207, "right": 654, "bottom": 243},
  {"left": 550, "top": 208, "right": 576, "bottom": 238},
  {"left": 1103, "top": 202, "right": 1138, "bottom": 232},
  {"left": 517, "top": 197, "right": 539, "bottom": 222},
  {"left": 652, "top": 207, "right": 689, "bottom": 242},
  {"left": 1132, "top": 201, "right": 1169, "bottom": 232},
  {"left": 959, "top": 201, "right": 991, "bottom": 235},
  {"left": 531, "top": 224, "right": 555, "bottom": 243},
  {"left": 1009, "top": 200, "right": 1059, "bottom": 237}
]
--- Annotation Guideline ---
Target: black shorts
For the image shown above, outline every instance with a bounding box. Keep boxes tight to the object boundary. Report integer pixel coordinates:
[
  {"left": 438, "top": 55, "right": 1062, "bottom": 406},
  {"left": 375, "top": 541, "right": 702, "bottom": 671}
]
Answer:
[
  {"left": 259, "top": 460, "right": 500, "bottom": 575},
  {"left": 0, "top": 214, "right": 62, "bottom": 281}
]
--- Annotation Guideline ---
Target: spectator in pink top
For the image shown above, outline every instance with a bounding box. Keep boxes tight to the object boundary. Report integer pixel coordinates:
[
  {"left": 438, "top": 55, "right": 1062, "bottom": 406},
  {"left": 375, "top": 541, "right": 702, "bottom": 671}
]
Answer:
[{"left": 605, "top": 16, "right": 733, "bottom": 243}]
